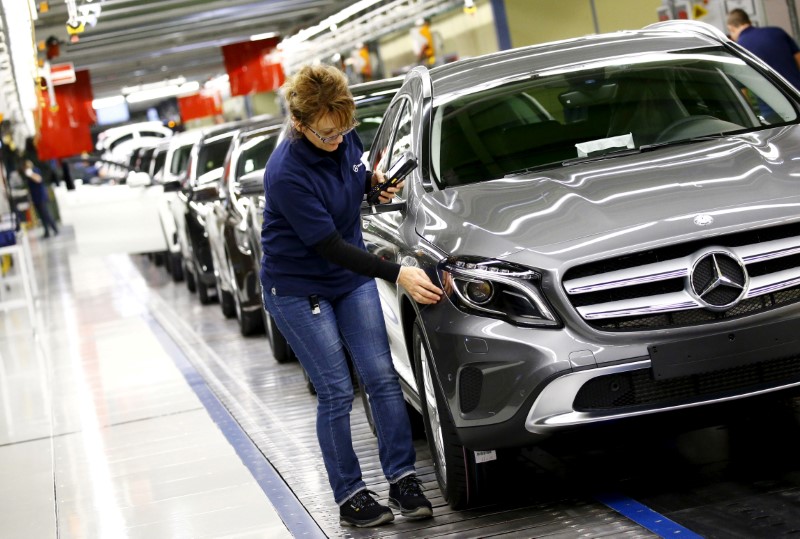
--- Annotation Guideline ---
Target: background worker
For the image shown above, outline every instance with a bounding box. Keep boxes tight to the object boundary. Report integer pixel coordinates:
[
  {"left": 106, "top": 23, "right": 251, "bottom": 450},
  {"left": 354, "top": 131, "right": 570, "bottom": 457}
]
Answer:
[{"left": 727, "top": 8, "right": 800, "bottom": 89}]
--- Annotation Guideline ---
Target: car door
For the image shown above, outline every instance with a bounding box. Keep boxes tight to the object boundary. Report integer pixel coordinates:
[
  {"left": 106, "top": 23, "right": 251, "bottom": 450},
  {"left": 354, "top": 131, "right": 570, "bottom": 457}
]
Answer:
[{"left": 362, "top": 95, "right": 418, "bottom": 387}]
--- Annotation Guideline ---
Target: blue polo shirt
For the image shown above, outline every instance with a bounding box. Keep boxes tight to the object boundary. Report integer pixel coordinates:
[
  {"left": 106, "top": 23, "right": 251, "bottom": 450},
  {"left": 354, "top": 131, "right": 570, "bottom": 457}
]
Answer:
[
  {"left": 738, "top": 26, "right": 800, "bottom": 89},
  {"left": 260, "top": 130, "right": 371, "bottom": 298}
]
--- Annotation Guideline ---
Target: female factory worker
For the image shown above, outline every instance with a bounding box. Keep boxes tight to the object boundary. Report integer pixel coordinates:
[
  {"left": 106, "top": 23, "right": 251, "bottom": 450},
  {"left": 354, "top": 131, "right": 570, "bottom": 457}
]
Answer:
[{"left": 259, "top": 64, "right": 443, "bottom": 528}]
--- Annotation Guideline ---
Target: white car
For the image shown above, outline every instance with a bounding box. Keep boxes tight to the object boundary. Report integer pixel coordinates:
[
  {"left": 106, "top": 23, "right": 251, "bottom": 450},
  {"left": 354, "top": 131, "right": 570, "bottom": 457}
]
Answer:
[
  {"left": 96, "top": 121, "right": 173, "bottom": 180},
  {"left": 158, "top": 129, "right": 204, "bottom": 281}
]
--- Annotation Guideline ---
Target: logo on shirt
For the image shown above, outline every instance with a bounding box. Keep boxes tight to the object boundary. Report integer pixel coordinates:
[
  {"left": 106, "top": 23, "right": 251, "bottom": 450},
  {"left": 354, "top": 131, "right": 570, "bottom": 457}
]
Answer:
[{"left": 353, "top": 162, "right": 364, "bottom": 173}]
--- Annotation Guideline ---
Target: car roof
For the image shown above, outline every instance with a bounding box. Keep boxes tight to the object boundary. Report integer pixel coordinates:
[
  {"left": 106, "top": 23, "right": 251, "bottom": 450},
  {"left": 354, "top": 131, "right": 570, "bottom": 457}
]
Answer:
[
  {"left": 198, "top": 114, "right": 280, "bottom": 142},
  {"left": 427, "top": 28, "right": 719, "bottom": 98}
]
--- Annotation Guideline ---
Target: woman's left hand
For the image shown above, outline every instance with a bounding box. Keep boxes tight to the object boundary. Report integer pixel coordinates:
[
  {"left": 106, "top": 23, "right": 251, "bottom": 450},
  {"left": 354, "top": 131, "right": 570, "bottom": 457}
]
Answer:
[{"left": 371, "top": 170, "right": 404, "bottom": 203}]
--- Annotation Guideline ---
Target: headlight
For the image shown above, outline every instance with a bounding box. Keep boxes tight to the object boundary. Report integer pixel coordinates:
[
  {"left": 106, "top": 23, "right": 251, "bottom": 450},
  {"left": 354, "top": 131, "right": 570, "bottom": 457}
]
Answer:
[{"left": 441, "top": 258, "right": 559, "bottom": 328}]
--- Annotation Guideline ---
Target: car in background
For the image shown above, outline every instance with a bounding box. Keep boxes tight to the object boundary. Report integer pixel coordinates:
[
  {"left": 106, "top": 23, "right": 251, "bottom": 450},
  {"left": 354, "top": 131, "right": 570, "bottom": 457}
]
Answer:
[
  {"left": 174, "top": 117, "right": 275, "bottom": 303},
  {"left": 156, "top": 130, "right": 204, "bottom": 281},
  {"left": 357, "top": 20, "right": 800, "bottom": 509},
  {"left": 96, "top": 121, "right": 173, "bottom": 180},
  {"left": 246, "top": 77, "right": 404, "bottom": 363},
  {"left": 172, "top": 125, "right": 236, "bottom": 303},
  {"left": 204, "top": 119, "right": 284, "bottom": 335}
]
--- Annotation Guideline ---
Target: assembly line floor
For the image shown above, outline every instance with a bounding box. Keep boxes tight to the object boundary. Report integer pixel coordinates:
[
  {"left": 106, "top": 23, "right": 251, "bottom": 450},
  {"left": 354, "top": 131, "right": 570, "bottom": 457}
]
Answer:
[{"left": 4, "top": 226, "right": 800, "bottom": 538}]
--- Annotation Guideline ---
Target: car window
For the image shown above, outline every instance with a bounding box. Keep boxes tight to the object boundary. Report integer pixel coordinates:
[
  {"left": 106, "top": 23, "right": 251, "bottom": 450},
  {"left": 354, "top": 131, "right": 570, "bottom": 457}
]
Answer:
[
  {"left": 109, "top": 133, "right": 134, "bottom": 152},
  {"left": 197, "top": 137, "right": 233, "bottom": 176},
  {"left": 152, "top": 150, "right": 167, "bottom": 177},
  {"left": 170, "top": 143, "right": 193, "bottom": 176},
  {"left": 355, "top": 98, "right": 395, "bottom": 152},
  {"left": 235, "top": 134, "right": 278, "bottom": 181},
  {"left": 431, "top": 48, "right": 798, "bottom": 187},
  {"left": 388, "top": 102, "right": 413, "bottom": 165},
  {"left": 140, "top": 130, "right": 168, "bottom": 139},
  {"left": 139, "top": 148, "right": 155, "bottom": 171},
  {"left": 370, "top": 100, "right": 405, "bottom": 173}
]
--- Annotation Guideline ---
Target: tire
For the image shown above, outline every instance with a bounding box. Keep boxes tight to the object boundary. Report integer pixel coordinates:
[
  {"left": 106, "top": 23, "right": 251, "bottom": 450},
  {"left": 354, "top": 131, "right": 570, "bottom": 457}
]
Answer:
[
  {"left": 153, "top": 251, "right": 166, "bottom": 267},
  {"left": 197, "top": 278, "right": 214, "bottom": 305},
  {"left": 185, "top": 263, "right": 197, "bottom": 293},
  {"left": 228, "top": 255, "right": 264, "bottom": 336},
  {"left": 240, "top": 309, "right": 263, "bottom": 336},
  {"left": 413, "top": 319, "right": 482, "bottom": 509},
  {"left": 267, "top": 314, "right": 296, "bottom": 364},
  {"left": 169, "top": 252, "right": 184, "bottom": 282},
  {"left": 217, "top": 279, "right": 236, "bottom": 318}
]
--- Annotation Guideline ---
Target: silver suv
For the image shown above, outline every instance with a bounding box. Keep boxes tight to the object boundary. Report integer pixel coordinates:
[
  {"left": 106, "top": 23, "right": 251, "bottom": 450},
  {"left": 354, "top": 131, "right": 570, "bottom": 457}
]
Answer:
[{"left": 361, "top": 20, "right": 800, "bottom": 509}]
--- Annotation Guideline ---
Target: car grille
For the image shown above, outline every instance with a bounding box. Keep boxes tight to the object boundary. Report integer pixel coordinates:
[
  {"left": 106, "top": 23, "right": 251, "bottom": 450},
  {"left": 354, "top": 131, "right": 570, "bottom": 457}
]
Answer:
[
  {"left": 573, "top": 354, "right": 800, "bottom": 412},
  {"left": 562, "top": 222, "right": 800, "bottom": 331}
]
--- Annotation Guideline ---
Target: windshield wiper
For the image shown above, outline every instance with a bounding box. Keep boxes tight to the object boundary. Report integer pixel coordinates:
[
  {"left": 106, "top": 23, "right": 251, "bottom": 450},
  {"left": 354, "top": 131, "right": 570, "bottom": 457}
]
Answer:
[{"left": 638, "top": 133, "right": 729, "bottom": 151}]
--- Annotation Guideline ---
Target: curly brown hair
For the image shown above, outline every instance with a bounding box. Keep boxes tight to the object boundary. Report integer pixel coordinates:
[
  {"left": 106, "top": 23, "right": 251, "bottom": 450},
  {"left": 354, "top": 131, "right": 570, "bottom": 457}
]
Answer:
[{"left": 282, "top": 64, "right": 356, "bottom": 140}]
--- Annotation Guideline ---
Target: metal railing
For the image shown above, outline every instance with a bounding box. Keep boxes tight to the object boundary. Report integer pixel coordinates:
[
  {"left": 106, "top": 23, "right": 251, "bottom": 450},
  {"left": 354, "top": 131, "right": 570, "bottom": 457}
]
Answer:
[{"left": 280, "top": 0, "right": 462, "bottom": 74}]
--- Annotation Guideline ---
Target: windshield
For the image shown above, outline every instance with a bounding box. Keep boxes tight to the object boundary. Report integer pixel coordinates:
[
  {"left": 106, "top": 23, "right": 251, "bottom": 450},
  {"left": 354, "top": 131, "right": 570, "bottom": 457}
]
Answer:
[
  {"left": 197, "top": 137, "right": 232, "bottom": 176},
  {"left": 170, "top": 143, "right": 193, "bottom": 176},
  {"left": 431, "top": 49, "right": 798, "bottom": 187},
  {"left": 236, "top": 134, "right": 278, "bottom": 179}
]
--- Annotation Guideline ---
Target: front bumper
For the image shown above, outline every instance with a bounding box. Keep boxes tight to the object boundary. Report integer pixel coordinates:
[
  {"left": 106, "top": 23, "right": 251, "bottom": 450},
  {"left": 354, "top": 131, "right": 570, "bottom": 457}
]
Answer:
[{"left": 420, "top": 293, "right": 800, "bottom": 449}]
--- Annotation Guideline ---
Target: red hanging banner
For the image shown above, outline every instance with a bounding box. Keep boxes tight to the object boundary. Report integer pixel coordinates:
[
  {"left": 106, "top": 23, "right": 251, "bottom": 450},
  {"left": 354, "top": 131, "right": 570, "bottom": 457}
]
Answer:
[
  {"left": 37, "top": 69, "right": 96, "bottom": 161},
  {"left": 221, "top": 38, "right": 284, "bottom": 97},
  {"left": 177, "top": 89, "right": 223, "bottom": 121}
]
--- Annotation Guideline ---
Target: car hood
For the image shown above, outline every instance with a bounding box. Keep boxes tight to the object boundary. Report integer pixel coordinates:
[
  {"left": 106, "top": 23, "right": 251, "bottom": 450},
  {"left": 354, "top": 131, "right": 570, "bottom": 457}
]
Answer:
[{"left": 417, "top": 126, "right": 800, "bottom": 266}]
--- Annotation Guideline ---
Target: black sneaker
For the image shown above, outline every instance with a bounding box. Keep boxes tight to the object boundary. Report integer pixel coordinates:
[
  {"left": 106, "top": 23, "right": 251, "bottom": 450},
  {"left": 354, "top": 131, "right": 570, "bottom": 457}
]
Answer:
[
  {"left": 339, "top": 489, "right": 395, "bottom": 528},
  {"left": 388, "top": 475, "right": 433, "bottom": 519}
]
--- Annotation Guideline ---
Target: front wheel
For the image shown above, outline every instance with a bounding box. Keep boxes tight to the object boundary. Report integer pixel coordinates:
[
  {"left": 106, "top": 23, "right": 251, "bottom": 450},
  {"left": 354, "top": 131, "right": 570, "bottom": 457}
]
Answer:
[
  {"left": 413, "top": 319, "right": 481, "bottom": 509},
  {"left": 197, "top": 278, "right": 214, "bottom": 305}
]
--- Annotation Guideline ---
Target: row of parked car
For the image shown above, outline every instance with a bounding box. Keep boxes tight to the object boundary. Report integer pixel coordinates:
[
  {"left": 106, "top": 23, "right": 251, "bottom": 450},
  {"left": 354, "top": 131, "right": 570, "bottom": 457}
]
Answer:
[
  {"left": 128, "top": 20, "right": 800, "bottom": 510},
  {"left": 125, "top": 78, "right": 403, "bottom": 355}
]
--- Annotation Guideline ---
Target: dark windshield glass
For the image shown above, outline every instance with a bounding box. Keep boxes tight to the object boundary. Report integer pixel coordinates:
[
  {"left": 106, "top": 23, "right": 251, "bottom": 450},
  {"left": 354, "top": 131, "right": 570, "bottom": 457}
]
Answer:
[
  {"left": 197, "top": 137, "right": 232, "bottom": 175},
  {"left": 170, "top": 144, "right": 193, "bottom": 176},
  {"left": 432, "top": 49, "right": 798, "bottom": 187},
  {"left": 152, "top": 151, "right": 167, "bottom": 176},
  {"left": 236, "top": 135, "right": 278, "bottom": 179}
]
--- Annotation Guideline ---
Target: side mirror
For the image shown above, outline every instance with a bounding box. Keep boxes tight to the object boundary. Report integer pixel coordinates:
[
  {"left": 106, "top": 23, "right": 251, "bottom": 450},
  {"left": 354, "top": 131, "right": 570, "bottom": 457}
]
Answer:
[
  {"left": 197, "top": 167, "right": 223, "bottom": 187},
  {"left": 127, "top": 171, "right": 152, "bottom": 187},
  {"left": 360, "top": 200, "right": 406, "bottom": 215},
  {"left": 236, "top": 170, "right": 264, "bottom": 196},
  {"left": 192, "top": 184, "right": 220, "bottom": 202}
]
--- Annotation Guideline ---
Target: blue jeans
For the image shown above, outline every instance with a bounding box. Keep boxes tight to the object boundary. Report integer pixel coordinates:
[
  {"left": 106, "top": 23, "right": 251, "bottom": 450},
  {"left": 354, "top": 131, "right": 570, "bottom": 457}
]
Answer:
[{"left": 263, "top": 280, "right": 416, "bottom": 504}]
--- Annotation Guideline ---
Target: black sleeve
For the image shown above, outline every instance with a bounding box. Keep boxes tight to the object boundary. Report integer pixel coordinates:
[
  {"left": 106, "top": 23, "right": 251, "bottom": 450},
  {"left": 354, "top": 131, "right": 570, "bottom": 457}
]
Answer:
[{"left": 313, "top": 231, "right": 401, "bottom": 282}]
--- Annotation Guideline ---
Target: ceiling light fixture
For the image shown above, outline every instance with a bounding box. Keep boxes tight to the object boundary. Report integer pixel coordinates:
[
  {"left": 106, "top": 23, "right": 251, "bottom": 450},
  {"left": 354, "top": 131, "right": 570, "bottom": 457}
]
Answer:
[
  {"left": 250, "top": 31, "right": 277, "bottom": 41},
  {"left": 121, "top": 76, "right": 186, "bottom": 96},
  {"left": 282, "top": 0, "right": 382, "bottom": 46},
  {"left": 92, "top": 95, "right": 125, "bottom": 109},
  {"left": 125, "top": 81, "right": 199, "bottom": 104}
]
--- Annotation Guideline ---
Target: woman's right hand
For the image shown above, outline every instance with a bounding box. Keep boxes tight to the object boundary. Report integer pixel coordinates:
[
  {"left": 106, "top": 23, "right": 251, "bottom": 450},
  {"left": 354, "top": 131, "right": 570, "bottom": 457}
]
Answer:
[{"left": 397, "top": 266, "right": 443, "bottom": 304}]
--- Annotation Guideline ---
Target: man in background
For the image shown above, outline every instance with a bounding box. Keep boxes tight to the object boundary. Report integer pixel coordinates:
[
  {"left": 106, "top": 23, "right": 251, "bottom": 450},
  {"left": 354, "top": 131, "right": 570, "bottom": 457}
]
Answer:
[{"left": 727, "top": 8, "right": 800, "bottom": 89}]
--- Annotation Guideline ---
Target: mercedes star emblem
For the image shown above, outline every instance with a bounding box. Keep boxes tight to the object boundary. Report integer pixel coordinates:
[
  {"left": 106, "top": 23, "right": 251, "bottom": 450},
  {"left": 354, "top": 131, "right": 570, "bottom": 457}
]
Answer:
[
  {"left": 689, "top": 249, "right": 748, "bottom": 311},
  {"left": 693, "top": 214, "right": 714, "bottom": 226}
]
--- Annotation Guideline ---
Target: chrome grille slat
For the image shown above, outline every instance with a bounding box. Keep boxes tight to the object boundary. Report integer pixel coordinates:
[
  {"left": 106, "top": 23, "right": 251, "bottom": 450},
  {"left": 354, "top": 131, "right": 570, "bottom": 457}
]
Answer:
[
  {"left": 565, "top": 235, "right": 800, "bottom": 295},
  {"left": 564, "top": 263, "right": 689, "bottom": 294},
  {"left": 578, "top": 291, "right": 699, "bottom": 320},
  {"left": 746, "top": 267, "right": 800, "bottom": 297},
  {"left": 564, "top": 231, "right": 800, "bottom": 326},
  {"left": 738, "top": 237, "right": 800, "bottom": 264}
]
